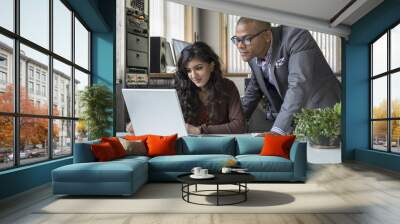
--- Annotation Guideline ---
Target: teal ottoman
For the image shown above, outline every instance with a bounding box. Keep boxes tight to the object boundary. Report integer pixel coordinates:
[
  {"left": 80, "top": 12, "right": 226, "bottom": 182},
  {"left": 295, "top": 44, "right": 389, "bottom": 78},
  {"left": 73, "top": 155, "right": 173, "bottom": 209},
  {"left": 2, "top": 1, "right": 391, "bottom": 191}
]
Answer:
[{"left": 52, "top": 156, "right": 148, "bottom": 196}]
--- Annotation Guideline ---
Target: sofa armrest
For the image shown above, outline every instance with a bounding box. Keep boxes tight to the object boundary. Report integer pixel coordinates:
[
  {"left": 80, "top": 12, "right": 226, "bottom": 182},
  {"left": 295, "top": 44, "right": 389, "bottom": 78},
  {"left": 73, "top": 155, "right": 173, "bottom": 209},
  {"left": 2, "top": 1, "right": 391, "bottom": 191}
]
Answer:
[
  {"left": 73, "top": 140, "right": 100, "bottom": 163},
  {"left": 289, "top": 141, "right": 307, "bottom": 181}
]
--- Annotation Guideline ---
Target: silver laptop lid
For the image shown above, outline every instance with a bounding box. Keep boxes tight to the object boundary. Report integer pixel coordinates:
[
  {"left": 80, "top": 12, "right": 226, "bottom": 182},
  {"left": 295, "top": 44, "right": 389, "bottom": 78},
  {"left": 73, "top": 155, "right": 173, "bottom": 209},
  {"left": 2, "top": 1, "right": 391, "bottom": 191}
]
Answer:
[{"left": 122, "top": 89, "right": 188, "bottom": 137}]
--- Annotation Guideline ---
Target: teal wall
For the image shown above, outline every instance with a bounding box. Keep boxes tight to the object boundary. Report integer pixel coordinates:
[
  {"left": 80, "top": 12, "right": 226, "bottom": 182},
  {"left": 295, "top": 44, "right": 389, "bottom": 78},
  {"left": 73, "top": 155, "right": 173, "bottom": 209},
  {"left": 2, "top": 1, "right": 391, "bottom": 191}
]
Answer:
[
  {"left": 343, "top": 0, "right": 400, "bottom": 171},
  {"left": 0, "top": 0, "right": 116, "bottom": 200},
  {"left": 91, "top": 0, "right": 116, "bottom": 136}
]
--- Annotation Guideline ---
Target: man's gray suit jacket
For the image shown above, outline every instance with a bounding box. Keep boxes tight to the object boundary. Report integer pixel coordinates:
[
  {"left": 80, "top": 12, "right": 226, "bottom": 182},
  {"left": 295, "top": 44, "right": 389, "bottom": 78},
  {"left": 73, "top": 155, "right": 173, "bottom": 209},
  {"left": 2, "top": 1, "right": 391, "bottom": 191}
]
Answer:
[{"left": 242, "top": 25, "right": 341, "bottom": 133}]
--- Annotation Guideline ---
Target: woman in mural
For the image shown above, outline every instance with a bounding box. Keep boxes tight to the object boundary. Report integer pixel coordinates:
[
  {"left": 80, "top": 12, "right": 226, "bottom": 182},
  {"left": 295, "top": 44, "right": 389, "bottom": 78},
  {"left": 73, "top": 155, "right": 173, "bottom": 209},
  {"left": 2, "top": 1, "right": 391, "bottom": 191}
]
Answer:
[{"left": 127, "top": 41, "right": 246, "bottom": 134}]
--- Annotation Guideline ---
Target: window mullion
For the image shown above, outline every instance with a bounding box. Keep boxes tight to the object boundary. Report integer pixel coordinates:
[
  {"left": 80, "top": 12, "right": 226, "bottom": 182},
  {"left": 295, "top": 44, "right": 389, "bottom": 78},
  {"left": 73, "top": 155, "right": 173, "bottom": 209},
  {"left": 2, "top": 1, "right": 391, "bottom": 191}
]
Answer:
[
  {"left": 388, "top": 30, "right": 391, "bottom": 152},
  {"left": 49, "top": 0, "right": 53, "bottom": 159},
  {"left": 71, "top": 10, "right": 76, "bottom": 152},
  {"left": 14, "top": 0, "right": 20, "bottom": 166}
]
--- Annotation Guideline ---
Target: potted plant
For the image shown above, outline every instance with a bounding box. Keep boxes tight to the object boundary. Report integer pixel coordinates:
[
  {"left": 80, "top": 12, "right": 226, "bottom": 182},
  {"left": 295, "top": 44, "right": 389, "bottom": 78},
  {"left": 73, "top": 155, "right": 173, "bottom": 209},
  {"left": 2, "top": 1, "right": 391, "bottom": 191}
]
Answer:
[
  {"left": 79, "top": 84, "right": 113, "bottom": 140},
  {"left": 294, "top": 103, "right": 341, "bottom": 148}
]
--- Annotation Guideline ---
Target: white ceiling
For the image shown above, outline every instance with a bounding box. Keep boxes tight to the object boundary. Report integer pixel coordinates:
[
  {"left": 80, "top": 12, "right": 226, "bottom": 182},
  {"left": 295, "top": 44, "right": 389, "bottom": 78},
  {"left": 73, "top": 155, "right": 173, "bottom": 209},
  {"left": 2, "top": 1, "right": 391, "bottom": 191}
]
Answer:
[
  {"left": 224, "top": 0, "right": 352, "bottom": 22},
  {"left": 168, "top": 0, "right": 384, "bottom": 38}
]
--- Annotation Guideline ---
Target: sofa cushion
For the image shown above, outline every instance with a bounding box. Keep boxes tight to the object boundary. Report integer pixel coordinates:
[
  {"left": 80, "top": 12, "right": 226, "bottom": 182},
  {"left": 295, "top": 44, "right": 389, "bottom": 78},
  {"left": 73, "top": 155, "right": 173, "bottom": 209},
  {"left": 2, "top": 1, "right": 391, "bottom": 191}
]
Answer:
[
  {"left": 73, "top": 140, "right": 100, "bottom": 163},
  {"left": 148, "top": 154, "right": 235, "bottom": 172},
  {"left": 118, "top": 138, "right": 147, "bottom": 156},
  {"left": 178, "top": 136, "right": 236, "bottom": 155},
  {"left": 116, "top": 155, "right": 150, "bottom": 163},
  {"left": 53, "top": 158, "right": 147, "bottom": 183},
  {"left": 235, "top": 136, "right": 264, "bottom": 155},
  {"left": 236, "top": 155, "right": 293, "bottom": 172}
]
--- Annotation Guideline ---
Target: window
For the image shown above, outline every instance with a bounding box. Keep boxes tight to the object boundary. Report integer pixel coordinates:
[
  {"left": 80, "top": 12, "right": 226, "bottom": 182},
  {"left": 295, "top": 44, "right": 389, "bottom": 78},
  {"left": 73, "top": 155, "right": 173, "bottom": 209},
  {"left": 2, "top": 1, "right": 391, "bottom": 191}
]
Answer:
[
  {"left": 150, "top": 0, "right": 185, "bottom": 42},
  {"left": 226, "top": 15, "right": 342, "bottom": 74},
  {"left": 53, "top": 0, "right": 72, "bottom": 60},
  {"left": 0, "top": 55, "right": 7, "bottom": 67},
  {"left": 0, "top": 0, "right": 14, "bottom": 32},
  {"left": 309, "top": 31, "right": 341, "bottom": 74},
  {"left": 370, "top": 23, "right": 400, "bottom": 154},
  {"left": 28, "top": 67, "right": 34, "bottom": 80},
  {"left": 20, "top": 0, "right": 49, "bottom": 49},
  {"left": 28, "top": 81, "right": 34, "bottom": 94},
  {"left": 0, "top": 71, "right": 6, "bottom": 85},
  {"left": 0, "top": 0, "right": 91, "bottom": 170},
  {"left": 35, "top": 83, "right": 40, "bottom": 95},
  {"left": 35, "top": 70, "right": 41, "bottom": 81},
  {"left": 74, "top": 17, "right": 89, "bottom": 70},
  {"left": 42, "top": 85, "right": 46, "bottom": 97},
  {"left": 53, "top": 59, "right": 72, "bottom": 117},
  {"left": 74, "top": 69, "right": 89, "bottom": 118}
]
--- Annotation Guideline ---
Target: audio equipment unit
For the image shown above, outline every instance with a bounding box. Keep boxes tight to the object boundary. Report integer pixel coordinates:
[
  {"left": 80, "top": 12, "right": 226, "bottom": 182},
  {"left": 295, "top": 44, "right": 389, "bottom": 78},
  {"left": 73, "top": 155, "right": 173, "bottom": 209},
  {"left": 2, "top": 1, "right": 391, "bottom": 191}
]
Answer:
[
  {"left": 126, "top": 67, "right": 148, "bottom": 87},
  {"left": 150, "top": 36, "right": 175, "bottom": 73}
]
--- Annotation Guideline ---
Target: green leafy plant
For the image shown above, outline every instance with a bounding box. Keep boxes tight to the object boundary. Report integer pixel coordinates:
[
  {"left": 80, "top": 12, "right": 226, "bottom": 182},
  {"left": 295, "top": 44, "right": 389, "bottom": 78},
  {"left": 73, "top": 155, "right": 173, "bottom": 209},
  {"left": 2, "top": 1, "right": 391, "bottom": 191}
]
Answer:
[
  {"left": 294, "top": 103, "right": 341, "bottom": 148},
  {"left": 79, "top": 84, "right": 113, "bottom": 140}
]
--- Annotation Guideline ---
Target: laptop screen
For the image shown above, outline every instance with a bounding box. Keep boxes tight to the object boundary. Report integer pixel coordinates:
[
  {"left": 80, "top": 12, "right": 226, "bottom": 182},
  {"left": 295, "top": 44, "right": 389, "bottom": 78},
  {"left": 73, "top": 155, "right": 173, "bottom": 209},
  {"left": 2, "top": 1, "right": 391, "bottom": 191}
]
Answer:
[{"left": 122, "top": 89, "right": 188, "bottom": 137}]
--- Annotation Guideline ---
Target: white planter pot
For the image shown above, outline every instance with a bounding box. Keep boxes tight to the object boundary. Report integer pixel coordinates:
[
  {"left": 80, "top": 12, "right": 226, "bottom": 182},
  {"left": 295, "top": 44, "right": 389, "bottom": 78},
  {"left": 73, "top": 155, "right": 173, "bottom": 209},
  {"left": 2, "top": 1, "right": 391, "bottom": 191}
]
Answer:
[{"left": 306, "top": 141, "right": 341, "bottom": 164}]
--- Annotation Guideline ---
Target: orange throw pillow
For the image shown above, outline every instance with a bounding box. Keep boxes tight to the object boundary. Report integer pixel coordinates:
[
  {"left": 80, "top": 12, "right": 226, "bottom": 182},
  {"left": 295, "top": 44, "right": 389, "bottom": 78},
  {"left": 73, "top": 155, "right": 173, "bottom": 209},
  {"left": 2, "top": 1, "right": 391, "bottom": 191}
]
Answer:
[
  {"left": 260, "top": 134, "right": 296, "bottom": 159},
  {"left": 101, "top": 137, "right": 127, "bottom": 158},
  {"left": 146, "top": 134, "right": 177, "bottom": 157},
  {"left": 91, "top": 142, "right": 118, "bottom": 161}
]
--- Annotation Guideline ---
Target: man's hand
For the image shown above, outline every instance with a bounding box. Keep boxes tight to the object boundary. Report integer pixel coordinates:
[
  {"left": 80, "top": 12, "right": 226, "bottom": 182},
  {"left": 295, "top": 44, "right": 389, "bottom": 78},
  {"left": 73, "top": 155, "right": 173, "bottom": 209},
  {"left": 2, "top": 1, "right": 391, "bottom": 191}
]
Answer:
[
  {"left": 253, "top": 131, "right": 281, "bottom": 137},
  {"left": 126, "top": 122, "right": 135, "bottom": 134},
  {"left": 185, "top": 123, "right": 201, "bottom": 135}
]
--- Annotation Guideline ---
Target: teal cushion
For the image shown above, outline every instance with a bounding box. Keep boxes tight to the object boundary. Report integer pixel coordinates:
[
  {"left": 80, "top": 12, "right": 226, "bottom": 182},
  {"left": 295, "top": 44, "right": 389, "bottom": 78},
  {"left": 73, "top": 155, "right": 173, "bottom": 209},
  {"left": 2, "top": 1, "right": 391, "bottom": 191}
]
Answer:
[
  {"left": 52, "top": 159, "right": 147, "bottom": 183},
  {"left": 178, "top": 136, "right": 236, "bottom": 155},
  {"left": 117, "top": 155, "right": 150, "bottom": 163},
  {"left": 236, "top": 155, "right": 293, "bottom": 172},
  {"left": 148, "top": 154, "right": 235, "bottom": 172},
  {"left": 235, "top": 136, "right": 264, "bottom": 155},
  {"left": 73, "top": 139, "right": 101, "bottom": 163}
]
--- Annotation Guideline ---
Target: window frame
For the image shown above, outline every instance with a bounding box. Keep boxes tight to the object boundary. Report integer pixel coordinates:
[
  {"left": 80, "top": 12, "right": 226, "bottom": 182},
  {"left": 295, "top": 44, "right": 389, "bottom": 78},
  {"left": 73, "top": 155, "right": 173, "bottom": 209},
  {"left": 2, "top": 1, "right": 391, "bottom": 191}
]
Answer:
[
  {"left": 0, "top": 0, "right": 92, "bottom": 171},
  {"left": 369, "top": 19, "right": 400, "bottom": 154}
]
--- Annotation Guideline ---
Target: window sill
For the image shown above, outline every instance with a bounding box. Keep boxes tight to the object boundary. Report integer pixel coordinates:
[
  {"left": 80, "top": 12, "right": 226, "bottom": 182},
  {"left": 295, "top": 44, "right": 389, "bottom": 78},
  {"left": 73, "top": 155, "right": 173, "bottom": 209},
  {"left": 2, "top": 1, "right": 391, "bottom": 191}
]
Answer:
[{"left": 0, "top": 156, "right": 72, "bottom": 175}]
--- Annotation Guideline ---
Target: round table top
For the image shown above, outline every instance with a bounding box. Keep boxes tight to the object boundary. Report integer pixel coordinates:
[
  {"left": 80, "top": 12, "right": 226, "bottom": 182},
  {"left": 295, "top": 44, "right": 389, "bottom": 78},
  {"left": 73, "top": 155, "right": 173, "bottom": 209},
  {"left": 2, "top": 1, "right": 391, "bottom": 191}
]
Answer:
[{"left": 177, "top": 172, "right": 255, "bottom": 185}]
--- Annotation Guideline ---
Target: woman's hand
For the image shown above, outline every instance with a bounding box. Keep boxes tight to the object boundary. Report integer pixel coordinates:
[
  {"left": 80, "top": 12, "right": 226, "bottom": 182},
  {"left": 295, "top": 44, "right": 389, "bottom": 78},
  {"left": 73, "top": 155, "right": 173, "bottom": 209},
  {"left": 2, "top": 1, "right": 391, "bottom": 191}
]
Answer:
[
  {"left": 126, "top": 122, "right": 135, "bottom": 134},
  {"left": 185, "top": 123, "right": 201, "bottom": 135}
]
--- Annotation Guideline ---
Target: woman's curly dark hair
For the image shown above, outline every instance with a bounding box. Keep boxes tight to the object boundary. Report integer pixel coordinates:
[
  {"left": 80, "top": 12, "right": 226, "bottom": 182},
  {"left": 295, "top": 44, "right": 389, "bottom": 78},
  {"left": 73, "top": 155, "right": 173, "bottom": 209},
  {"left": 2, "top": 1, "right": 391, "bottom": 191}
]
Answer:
[{"left": 175, "top": 41, "right": 227, "bottom": 125}]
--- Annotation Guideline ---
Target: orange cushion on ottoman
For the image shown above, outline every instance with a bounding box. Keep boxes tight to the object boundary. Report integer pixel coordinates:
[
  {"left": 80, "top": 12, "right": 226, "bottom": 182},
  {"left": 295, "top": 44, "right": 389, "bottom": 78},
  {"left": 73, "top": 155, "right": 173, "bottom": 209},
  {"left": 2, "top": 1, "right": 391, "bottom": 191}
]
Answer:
[
  {"left": 260, "top": 134, "right": 296, "bottom": 159},
  {"left": 91, "top": 142, "right": 117, "bottom": 161},
  {"left": 146, "top": 134, "right": 177, "bottom": 157},
  {"left": 101, "top": 137, "right": 127, "bottom": 158}
]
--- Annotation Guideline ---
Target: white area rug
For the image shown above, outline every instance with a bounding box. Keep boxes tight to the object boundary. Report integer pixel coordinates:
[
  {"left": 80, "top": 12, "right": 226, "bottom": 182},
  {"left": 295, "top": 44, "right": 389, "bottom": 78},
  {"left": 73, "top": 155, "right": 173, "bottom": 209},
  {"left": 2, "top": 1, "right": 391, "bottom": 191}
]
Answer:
[{"left": 38, "top": 183, "right": 361, "bottom": 214}]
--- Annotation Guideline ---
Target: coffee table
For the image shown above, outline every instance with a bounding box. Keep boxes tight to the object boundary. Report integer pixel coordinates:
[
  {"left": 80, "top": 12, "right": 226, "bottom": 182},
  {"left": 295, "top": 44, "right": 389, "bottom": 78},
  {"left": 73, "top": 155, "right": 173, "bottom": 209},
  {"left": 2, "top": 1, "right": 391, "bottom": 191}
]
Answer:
[{"left": 177, "top": 172, "right": 255, "bottom": 206}]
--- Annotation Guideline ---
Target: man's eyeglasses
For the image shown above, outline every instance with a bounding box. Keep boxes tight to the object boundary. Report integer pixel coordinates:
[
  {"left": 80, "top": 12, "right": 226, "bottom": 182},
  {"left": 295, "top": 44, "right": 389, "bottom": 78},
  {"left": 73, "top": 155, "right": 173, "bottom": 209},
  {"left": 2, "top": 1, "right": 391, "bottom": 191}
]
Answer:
[{"left": 231, "top": 29, "right": 269, "bottom": 46}]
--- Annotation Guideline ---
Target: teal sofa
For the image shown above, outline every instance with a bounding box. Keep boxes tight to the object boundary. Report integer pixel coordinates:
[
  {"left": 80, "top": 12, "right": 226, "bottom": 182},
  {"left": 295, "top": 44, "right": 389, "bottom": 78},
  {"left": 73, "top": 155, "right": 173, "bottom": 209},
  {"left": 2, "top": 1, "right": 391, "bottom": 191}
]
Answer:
[{"left": 52, "top": 136, "right": 307, "bottom": 196}]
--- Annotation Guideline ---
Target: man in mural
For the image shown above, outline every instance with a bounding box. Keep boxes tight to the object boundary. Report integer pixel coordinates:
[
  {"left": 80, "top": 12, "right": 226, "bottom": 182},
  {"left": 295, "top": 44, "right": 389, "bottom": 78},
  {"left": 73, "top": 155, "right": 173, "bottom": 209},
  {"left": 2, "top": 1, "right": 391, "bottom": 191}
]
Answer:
[{"left": 233, "top": 17, "right": 341, "bottom": 135}]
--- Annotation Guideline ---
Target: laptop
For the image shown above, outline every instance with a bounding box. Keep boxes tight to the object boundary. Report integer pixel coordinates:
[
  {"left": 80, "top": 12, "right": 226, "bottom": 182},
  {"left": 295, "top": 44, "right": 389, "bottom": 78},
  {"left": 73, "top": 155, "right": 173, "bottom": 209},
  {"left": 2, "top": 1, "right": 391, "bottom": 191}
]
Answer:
[{"left": 122, "top": 89, "right": 188, "bottom": 137}]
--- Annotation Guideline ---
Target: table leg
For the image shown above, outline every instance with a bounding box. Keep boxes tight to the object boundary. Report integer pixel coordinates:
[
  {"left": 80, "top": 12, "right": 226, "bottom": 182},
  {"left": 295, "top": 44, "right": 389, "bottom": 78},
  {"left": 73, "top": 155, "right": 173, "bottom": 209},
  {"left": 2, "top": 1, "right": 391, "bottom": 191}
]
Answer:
[
  {"left": 245, "top": 183, "right": 247, "bottom": 201},
  {"left": 217, "top": 184, "right": 219, "bottom": 206}
]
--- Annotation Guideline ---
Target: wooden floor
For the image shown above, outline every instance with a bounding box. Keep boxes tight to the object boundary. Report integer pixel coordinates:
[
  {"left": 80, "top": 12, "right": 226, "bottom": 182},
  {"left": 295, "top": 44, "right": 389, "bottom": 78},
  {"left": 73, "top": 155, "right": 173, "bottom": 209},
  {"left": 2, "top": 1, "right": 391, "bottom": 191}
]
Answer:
[{"left": 1, "top": 162, "right": 400, "bottom": 224}]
